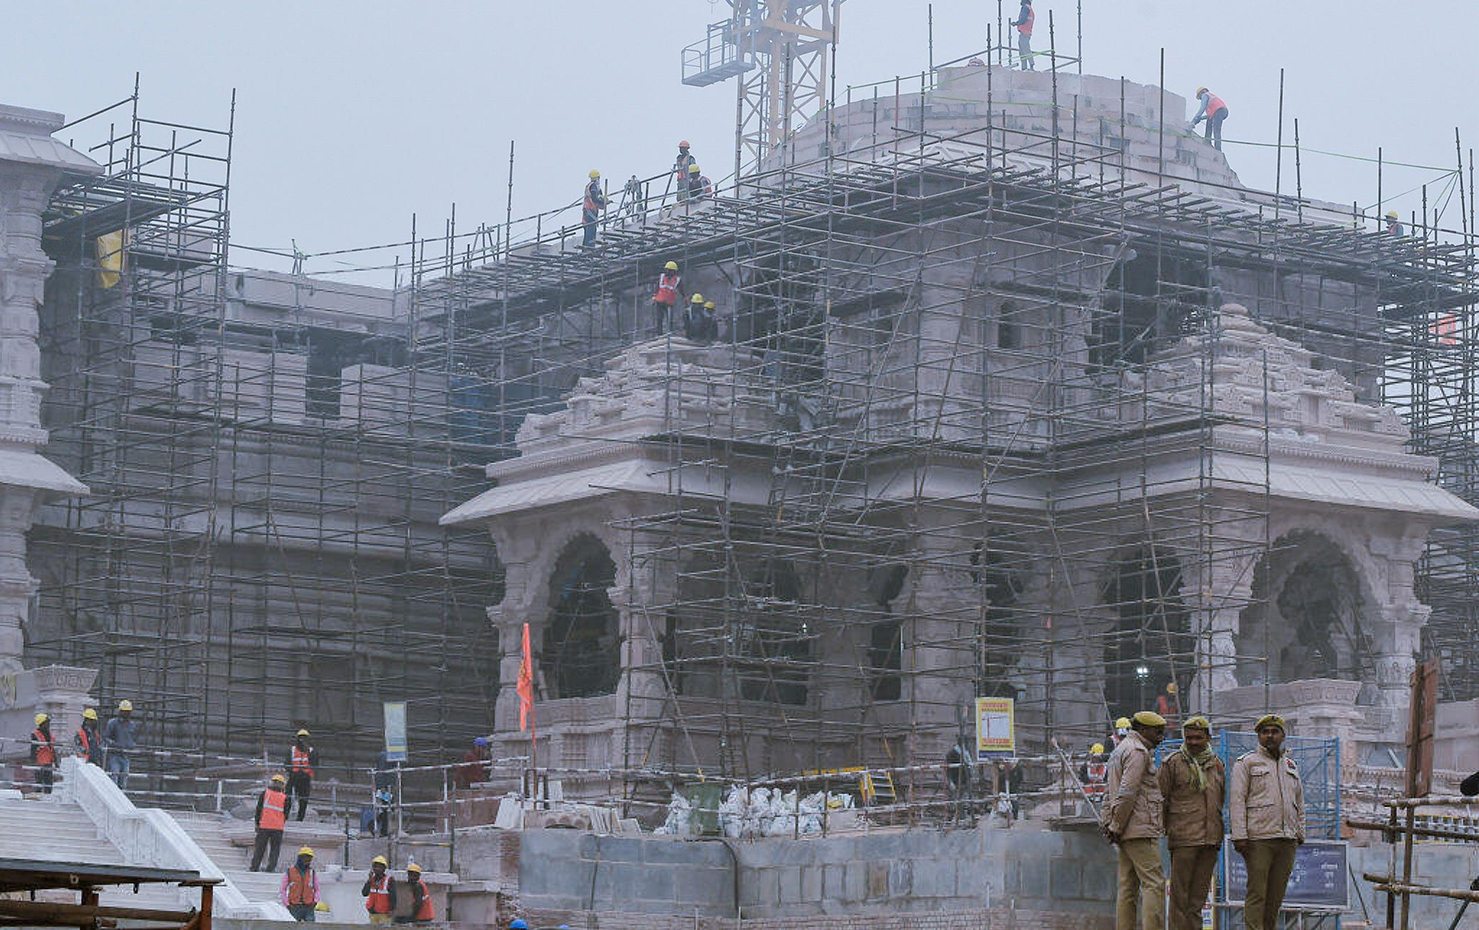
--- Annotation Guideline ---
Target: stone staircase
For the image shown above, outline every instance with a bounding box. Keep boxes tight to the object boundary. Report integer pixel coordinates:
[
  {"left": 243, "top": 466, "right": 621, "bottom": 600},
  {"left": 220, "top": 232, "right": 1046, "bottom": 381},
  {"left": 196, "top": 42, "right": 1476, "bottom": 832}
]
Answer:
[{"left": 165, "top": 809, "right": 301, "bottom": 907}]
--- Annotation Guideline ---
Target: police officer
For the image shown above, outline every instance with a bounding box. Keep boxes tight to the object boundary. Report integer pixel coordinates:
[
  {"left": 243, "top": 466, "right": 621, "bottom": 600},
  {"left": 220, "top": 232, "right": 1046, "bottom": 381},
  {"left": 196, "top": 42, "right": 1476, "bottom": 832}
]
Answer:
[
  {"left": 1158, "top": 716, "right": 1225, "bottom": 930},
  {"left": 1103, "top": 710, "right": 1166, "bottom": 930},
  {"left": 1231, "top": 714, "right": 1305, "bottom": 930}
]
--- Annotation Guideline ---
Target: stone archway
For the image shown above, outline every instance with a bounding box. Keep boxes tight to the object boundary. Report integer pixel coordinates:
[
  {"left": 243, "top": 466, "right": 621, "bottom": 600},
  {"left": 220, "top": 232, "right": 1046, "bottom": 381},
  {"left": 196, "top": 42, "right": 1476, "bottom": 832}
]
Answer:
[
  {"left": 1102, "top": 546, "right": 1194, "bottom": 714},
  {"left": 543, "top": 533, "right": 621, "bottom": 698},
  {"left": 1237, "top": 531, "right": 1376, "bottom": 697}
]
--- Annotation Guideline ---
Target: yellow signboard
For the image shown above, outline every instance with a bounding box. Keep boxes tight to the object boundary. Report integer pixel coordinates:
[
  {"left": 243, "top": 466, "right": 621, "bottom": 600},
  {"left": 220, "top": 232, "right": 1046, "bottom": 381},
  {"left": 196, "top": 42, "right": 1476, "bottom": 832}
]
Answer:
[{"left": 974, "top": 697, "right": 1015, "bottom": 759}]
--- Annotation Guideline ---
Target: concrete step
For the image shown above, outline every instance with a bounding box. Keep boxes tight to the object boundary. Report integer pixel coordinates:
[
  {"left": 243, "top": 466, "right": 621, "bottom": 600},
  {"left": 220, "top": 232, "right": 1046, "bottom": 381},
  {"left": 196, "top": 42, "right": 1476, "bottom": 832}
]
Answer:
[{"left": 0, "top": 800, "right": 117, "bottom": 865}]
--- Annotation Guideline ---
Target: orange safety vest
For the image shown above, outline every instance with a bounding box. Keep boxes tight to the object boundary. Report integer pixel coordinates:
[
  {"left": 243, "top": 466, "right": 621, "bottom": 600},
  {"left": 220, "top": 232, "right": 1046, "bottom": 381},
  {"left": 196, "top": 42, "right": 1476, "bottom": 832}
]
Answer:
[
  {"left": 365, "top": 874, "right": 393, "bottom": 914},
  {"left": 76, "top": 727, "right": 93, "bottom": 756},
  {"left": 583, "top": 182, "right": 605, "bottom": 214},
  {"left": 284, "top": 865, "right": 318, "bottom": 906},
  {"left": 1017, "top": 5, "right": 1034, "bottom": 35},
  {"left": 653, "top": 272, "right": 681, "bottom": 305},
  {"left": 1085, "top": 761, "right": 1108, "bottom": 797},
  {"left": 260, "top": 788, "right": 287, "bottom": 831},
  {"left": 410, "top": 879, "right": 435, "bottom": 921},
  {"left": 32, "top": 730, "right": 55, "bottom": 767},
  {"left": 291, "top": 746, "right": 314, "bottom": 778},
  {"left": 1205, "top": 94, "right": 1227, "bottom": 118}
]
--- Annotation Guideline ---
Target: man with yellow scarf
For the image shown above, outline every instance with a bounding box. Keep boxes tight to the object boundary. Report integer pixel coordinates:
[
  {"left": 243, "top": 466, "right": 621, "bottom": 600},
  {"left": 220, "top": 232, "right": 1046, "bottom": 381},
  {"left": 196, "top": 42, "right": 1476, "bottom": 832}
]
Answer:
[{"left": 1157, "top": 717, "right": 1225, "bottom": 930}]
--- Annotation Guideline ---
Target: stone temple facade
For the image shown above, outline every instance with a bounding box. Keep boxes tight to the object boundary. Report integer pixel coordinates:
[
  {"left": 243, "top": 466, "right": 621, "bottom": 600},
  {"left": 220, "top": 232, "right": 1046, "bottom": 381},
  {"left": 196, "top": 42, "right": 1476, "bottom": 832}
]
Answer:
[{"left": 443, "top": 65, "right": 1479, "bottom": 793}]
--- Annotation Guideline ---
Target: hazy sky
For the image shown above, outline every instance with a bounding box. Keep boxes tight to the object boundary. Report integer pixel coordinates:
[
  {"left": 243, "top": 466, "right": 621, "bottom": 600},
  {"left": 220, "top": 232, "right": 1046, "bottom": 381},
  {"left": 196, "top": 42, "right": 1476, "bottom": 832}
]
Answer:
[{"left": 4, "top": 1, "right": 1476, "bottom": 287}]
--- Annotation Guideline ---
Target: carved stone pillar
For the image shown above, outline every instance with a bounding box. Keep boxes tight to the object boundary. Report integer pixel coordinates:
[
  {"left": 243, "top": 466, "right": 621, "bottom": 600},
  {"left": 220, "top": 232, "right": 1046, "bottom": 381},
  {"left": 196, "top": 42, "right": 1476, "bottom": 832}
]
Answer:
[{"left": 0, "top": 106, "right": 96, "bottom": 674}]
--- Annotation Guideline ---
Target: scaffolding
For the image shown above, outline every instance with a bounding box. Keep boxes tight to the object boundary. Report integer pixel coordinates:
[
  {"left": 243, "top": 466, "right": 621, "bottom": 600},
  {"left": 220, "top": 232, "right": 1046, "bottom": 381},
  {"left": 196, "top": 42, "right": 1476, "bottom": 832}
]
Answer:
[
  {"left": 31, "top": 88, "right": 502, "bottom": 787},
  {"left": 414, "top": 43, "right": 1477, "bottom": 807}
]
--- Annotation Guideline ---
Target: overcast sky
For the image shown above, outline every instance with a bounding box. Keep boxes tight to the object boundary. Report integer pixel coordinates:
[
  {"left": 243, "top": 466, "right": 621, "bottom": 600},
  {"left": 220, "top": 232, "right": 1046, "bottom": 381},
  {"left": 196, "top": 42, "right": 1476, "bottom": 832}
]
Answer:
[{"left": 4, "top": 1, "right": 1475, "bottom": 287}]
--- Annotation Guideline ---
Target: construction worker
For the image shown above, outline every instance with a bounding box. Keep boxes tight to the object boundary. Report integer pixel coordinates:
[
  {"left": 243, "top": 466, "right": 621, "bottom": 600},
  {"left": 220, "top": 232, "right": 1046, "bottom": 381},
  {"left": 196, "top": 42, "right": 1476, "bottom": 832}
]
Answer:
[
  {"left": 704, "top": 298, "right": 721, "bottom": 340},
  {"left": 1231, "top": 714, "right": 1305, "bottom": 930},
  {"left": 456, "top": 736, "right": 492, "bottom": 789},
  {"left": 75, "top": 707, "right": 103, "bottom": 766},
  {"left": 1103, "top": 710, "right": 1166, "bottom": 930},
  {"left": 1079, "top": 743, "right": 1109, "bottom": 802},
  {"left": 396, "top": 863, "right": 435, "bottom": 924},
  {"left": 1158, "top": 716, "right": 1225, "bottom": 930},
  {"left": 362, "top": 855, "right": 397, "bottom": 926},
  {"left": 1011, "top": 0, "right": 1035, "bottom": 70},
  {"left": 1111, "top": 716, "right": 1131, "bottom": 748},
  {"left": 1156, "top": 682, "right": 1181, "bottom": 733},
  {"left": 674, "top": 141, "right": 697, "bottom": 200},
  {"left": 651, "top": 261, "right": 685, "bottom": 334},
  {"left": 1191, "top": 88, "right": 1229, "bottom": 151},
  {"left": 30, "top": 713, "right": 57, "bottom": 794},
  {"left": 686, "top": 163, "right": 713, "bottom": 201},
  {"left": 280, "top": 846, "right": 320, "bottom": 922},
  {"left": 251, "top": 774, "right": 289, "bottom": 872},
  {"left": 1385, "top": 210, "right": 1405, "bottom": 236},
  {"left": 102, "top": 699, "right": 138, "bottom": 789},
  {"left": 582, "top": 170, "right": 607, "bottom": 248},
  {"left": 684, "top": 293, "right": 718, "bottom": 343},
  {"left": 285, "top": 729, "right": 318, "bottom": 822}
]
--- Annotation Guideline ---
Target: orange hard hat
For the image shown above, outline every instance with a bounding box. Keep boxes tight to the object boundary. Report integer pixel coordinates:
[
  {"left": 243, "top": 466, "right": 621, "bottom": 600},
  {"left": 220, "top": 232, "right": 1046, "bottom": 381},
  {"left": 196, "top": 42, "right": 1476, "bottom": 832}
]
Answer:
[{"left": 679, "top": 140, "right": 691, "bottom": 148}]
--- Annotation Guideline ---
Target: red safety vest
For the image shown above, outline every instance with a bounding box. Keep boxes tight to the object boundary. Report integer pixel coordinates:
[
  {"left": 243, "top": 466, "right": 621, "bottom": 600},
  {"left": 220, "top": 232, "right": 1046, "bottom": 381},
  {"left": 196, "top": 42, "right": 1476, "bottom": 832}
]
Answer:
[
  {"left": 260, "top": 788, "right": 287, "bottom": 831},
  {"left": 653, "top": 272, "right": 681, "bottom": 305},
  {"left": 1205, "top": 94, "right": 1227, "bottom": 118},
  {"left": 1085, "top": 761, "right": 1108, "bottom": 797},
  {"left": 291, "top": 746, "right": 314, "bottom": 778},
  {"left": 410, "top": 879, "right": 435, "bottom": 921},
  {"left": 32, "top": 730, "right": 55, "bottom": 767},
  {"left": 584, "top": 182, "right": 605, "bottom": 213},
  {"left": 365, "top": 874, "right": 393, "bottom": 914},
  {"left": 1018, "top": 6, "right": 1034, "bottom": 35},
  {"left": 75, "top": 727, "right": 93, "bottom": 756},
  {"left": 285, "top": 865, "right": 318, "bottom": 906}
]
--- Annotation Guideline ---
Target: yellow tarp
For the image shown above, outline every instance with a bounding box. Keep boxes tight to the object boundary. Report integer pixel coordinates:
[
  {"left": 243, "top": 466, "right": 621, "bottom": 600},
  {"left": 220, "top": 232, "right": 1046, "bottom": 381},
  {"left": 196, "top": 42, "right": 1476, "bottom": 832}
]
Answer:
[{"left": 95, "top": 230, "right": 125, "bottom": 289}]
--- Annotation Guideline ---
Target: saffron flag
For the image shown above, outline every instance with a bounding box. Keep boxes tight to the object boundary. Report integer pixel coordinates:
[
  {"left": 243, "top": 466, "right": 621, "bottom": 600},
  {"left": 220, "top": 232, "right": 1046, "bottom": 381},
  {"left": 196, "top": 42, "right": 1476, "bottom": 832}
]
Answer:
[{"left": 517, "top": 622, "right": 534, "bottom": 732}]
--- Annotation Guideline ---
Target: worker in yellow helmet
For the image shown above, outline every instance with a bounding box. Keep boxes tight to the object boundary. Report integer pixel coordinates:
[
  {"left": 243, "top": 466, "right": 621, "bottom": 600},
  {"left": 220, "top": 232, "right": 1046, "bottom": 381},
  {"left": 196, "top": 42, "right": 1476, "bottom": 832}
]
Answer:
[
  {"left": 650, "top": 260, "right": 686, "bottom": 335},
  {"left": 1104, "top": 710, "right": 1167, "bottom": 930},
  {"left": 362, "top": 855, "right": 396, "bottom": 925},
  {"left": 281, "top": 846, "right": 319, "bottom": 921},
  {"left": 1111, "top": 716, "right": 1132, "bottom": 748},
  {"left": 75, "top": 708, "right": 103, "bottom": 766},
  {"left": 582, "top": 170, "right": 608, "bottom": 248},
  {"left": 251, "top": 774, "right": 289, "bottom": 873},
  {"left": 1079, "top": 741, "right": 1109, "bottom": 804},
  {"left": 285, "top": 728, "right": 318, "bottom": 822},
  {"left": 30, "top": 713, "right": 56, "bottom": 793},
  {"left": 103, "top": 699, "right": 139, "bottom": 789},
  {"left": 1385, "top": 210, "right": 1405, "bottom": 236}
]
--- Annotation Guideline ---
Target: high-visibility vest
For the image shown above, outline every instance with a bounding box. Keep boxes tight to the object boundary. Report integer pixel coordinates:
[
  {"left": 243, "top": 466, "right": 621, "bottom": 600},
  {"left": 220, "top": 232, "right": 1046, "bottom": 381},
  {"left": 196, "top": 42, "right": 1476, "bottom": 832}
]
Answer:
[
  {"left": 1085, "top": 761, "right": 1108, "bottom": 797},
  {"left": 76, "top": 727, "right": 94, "bottom": 757},
  {"left": 284, "top": 865, "right": 318, "bottom": 906},
  {"left": 583, "top": 182, "right": 605, "bottom": 213},
  {"left": 653, "top": 272, "right": 681, "bottom": 305},
  {"left": 1205, "top": 94, "right": 1227, "bottom": 118},
  {"left": 365, "top": 874, "right": 393, "bottom": 914},
  {"left": 410, "top": 879, "right": 435, "bottom": 921},
  {"left": 291, "top": 746, "right": 314, "bottom": 778},
  {"left": 32, "top": 730, "right": 55, "bottom": 767},
  {"left": 1017, "top": 5, "right": 1034, "bottom": 35},
  {"left": 260, "top": 788, "right": 287, "bottom": 831}
]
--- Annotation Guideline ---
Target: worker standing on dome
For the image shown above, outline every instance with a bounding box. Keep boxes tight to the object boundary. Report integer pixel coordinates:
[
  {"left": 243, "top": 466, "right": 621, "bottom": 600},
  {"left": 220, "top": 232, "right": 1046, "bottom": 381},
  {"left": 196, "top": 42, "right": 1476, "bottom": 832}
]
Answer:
[
  {"left": 651, "top": 261, "right": 686, "bottom": 335},
  {"left": 674, "top": 141, "right": 697, "bottom": 200},
  {"left": 582, "top": 170, "right": 608, "bottom": 248},
  {"left": 1010, "top": 0, "right": 1035, "bottom": 70}
]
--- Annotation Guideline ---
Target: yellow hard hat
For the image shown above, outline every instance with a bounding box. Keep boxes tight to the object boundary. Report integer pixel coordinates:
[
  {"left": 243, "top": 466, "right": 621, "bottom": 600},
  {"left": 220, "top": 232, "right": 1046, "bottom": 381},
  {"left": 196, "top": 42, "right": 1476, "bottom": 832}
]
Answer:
[
  {"left": 1183, "top": 715, "right": 1212, "bottom": 733},
  {"left": 271, "top": 773, "right": 287, "bottom": 783},
  {"left": 1255, "top": 713, "right": 1286, "bottom": 733},
  {"left": 1132, "top": 710, "right": 1167, "bottom": 727},
  {"left": 1195, "top": 86, "right": 1209, "bottom": 97},
  {"left": 406, "top": 862, "right": 422, "bottom": 873},
  {"left": 296, "top": 728, "right": 310, "bottom": 737},
  {"left": 1114, "top": 717, "right": 1131, "bottom": 729},
  {"left": 691, "top": 293, "right": 705, "bottom": 304},
  {"left": 588, "top": 170, "right": 600, "bottom": 179},
  {"left": 688, "top": 163, "right": 701, "bottom": 174},
  {"left": 704, "top": 300, "right": 715, "bottom": 310},
  {"left": 118, "top": 699, "right": 133, "bottom": 712},
  {"left": 298, "top": 846, "right": 315, "bottom": 858},
  {"left": 34, "top": 713, "right": 48, "bottom": 726},
  {"left": 664, "top": 261, "right": 678, "bottom": 271},
  {"left": 1386, "top": 210, "right": 1399, "bottom": 220},
  {"left": 82, "top": 708, "right": 98, "bottom": 721},
  {"left": 372, "top": 855, "right": 388, "bottom": 867},
  {"left": 1165, "top": 682, "right": 1178, "bottom": 695},
  {"left": 1090, "top": 743, "right": 1105, "bottom": 755}
]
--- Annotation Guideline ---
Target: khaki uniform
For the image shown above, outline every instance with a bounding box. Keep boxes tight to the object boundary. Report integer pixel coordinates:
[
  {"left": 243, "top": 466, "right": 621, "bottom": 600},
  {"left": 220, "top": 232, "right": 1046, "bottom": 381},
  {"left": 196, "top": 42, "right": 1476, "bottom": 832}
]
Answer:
[
  {"left": 1158, "top": 751, "right": 1226, "bottom": 930},
  {"left": 1230, "top": 746, "right": 1305, "bottom": 930},
  {"left": 1103, "top": 732, "right": 1164, "bottom": 930}
]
